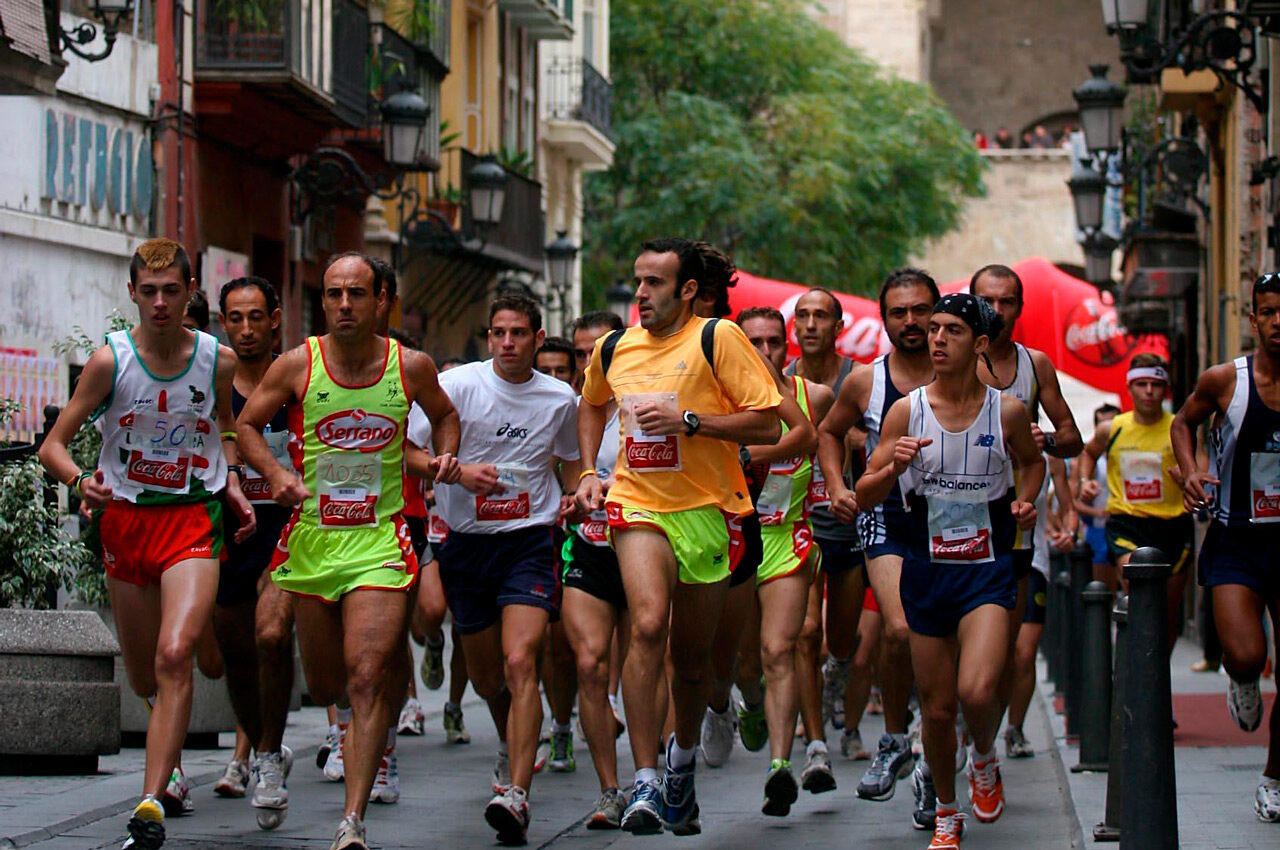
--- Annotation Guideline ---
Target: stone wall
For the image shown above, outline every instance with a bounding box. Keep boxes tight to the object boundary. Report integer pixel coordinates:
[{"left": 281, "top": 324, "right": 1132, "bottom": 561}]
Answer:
[{"left": 812, "top": 0, "right": 930, "bottom": 82}]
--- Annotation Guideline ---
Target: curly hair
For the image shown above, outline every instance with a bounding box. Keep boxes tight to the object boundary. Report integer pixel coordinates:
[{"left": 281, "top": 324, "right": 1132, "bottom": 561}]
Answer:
[{"left": 641, "top": 237, "right": 738, "bottom": 317}]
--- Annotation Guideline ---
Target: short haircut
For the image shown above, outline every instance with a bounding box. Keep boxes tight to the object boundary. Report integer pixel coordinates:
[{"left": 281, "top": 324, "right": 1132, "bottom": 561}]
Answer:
[
  {"left": 489, "top": 293, "right": 542, "bottom": 333},
  {"left": 970, "top": 263, "right": 1024, "bottom": 306},
  {"left": 324, "top": 251, "right": 383, "bottom": 295},
  {"left": 801, "top": 287, "right": 843, "bottom": 321},
  {"left": 184, "top": 288, "right": 210, "bottom": 331},
  {"left": 1094, "top": 403, "right": 1121, "bottom": 424},
  {"left": 130, "top": 237, "right": 192, "bottom": 287},
  {"left": 368, "top": 256, "right": 398, "bottom": 300},
  {"left": 1253, "top": 272, "right": 1280, "bottom": 311},
  {"left": 537, "top": 336, "right": 574, "bottom": 361},
  {"left": 1130, "top": 352, "right": 1169, "bottom": 371},
  {"left": 878, "top": 267, "right": 939, "bottom": 319},
  {"left": 736, "top": 306, "right": 787, "bottom": 336},
  {"left": 219, "top": 276, "right": 279, "bottom": 316},
  {"left": 572, "top": 310, "right": 624, "bottom": 334},
  {"left": 640, "top": 237, "right": 737, "bottom": 317}
]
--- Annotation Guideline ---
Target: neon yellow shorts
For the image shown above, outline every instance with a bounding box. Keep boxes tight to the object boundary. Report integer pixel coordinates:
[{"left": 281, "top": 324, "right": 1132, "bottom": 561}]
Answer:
[
  {"left": 270, "top": 511, "right": 419, "bottom": 602},
  {"left": 758, "top": 519, "right": 820, "bottom": 585},
  {"left": 606, "top": 502, "right": 732, "bottom": 585}
]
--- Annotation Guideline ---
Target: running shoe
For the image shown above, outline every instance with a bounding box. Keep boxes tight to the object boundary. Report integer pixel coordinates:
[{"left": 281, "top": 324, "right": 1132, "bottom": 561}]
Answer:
[
  {"left": 421, "top": 634, "right": 446, "bottom": 690},
  {"left": 662, "top": 755, "right": 701, "bottom": 835},
  {"left": 621, "top": 778, "right": 663, "bottom": 835},
  {"left": 955, "top": 717, "right": 970, "bottom": 773},
  {"left": 822, "top": 656, "right": 851, "bottom": 731},
  {"left": 493, "top": 750, "right": 512, "bottom": 793},
  {"left": 161, "top": 767, "right": 193, "bottom": 816},
  {"left": 252, "top": 748, "right": 290, "bottom": 830},
  {"left": 1257, "top": 777, "right": 1280, "bottom": 823},
  {"left": 841, "top": 726, "right": 869, "bottom": 760},
  {"left": 1228, "top": 678, "right": 1263, "bottom": 732},
  {"left": 700, "top": 703, "right": 737, "bottom": 767},
  {"left": 323, "top": 723, "right": 347, "bottom": 782},
  {"left": 908, "top": 710, "right": 924, "bottom": 757},
  {"left": 369, "top": 746, "right": 399, "bottom": 804},
  {"left": 762, "top": 759, "right": 799, "bottom": 816},
  {"left": 444, "top": 702, "right": 471, "bottom": 744},
  {"left": 857, "top": 734, "right": 914, "bottom": 801},
  {"left": 801, "top": 747, "right": 837, "bottom": 793},
  {"left": 329, "top": 814, "right": 367, "bottom": 850},
  {"left": 867, "top": 685, "right": 884, "bottom": 715},
  {"left": 533, "top": 732, "right": 552, "bottom": 773},
  {"left": 213, "top": 758, "right": 249, "bottom": 798},
  {"left": 737, "top": 698, "right": 768, "bottom": 752},
  {"left": 316, "top": 724, "right": 337, "bottom": 769},
  {"left": 928, "top": 809, "right": 966, "bottom": 850},
  {"left": 912, "top": 760, "right": 937, "bottom": 831},
  {"left": 120, "top": 796, "right": 164, "bottom": 850},
  {"left": 588, "top": 787, "right": 627, "bottom": 830},
  {"left": 484, "top": 785, "right": 530, "bottom": 845},
  {"left": 968, "top": 755, "right": 1005, "bottom": 823},
  {"left": 548, "top": 730, "right": 576, "bottom": 772},
  {"left": 397, "top": 696, "right": 425, "bottom": 736},
  {"left": 1004, "top": 725, "right": 1034, "bottom": 759}
]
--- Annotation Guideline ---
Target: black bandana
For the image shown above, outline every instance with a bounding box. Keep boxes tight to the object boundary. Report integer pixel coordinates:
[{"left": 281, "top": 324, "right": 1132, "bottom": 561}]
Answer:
[{"left": 934, "top": 293, "right": 1003, "bottom": 339}]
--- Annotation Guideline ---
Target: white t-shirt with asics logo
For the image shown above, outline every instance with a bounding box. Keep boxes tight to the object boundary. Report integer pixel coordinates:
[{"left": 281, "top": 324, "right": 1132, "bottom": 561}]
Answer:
[{"left": 407, "top": 360, "right": 579, "bottom": 533}]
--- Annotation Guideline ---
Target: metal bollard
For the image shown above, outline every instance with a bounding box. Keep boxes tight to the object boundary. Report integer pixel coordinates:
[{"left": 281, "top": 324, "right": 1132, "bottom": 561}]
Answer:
[
  {"left": 1120, "top": 548, "right": 1178, "bottom": 849},
  {"left": 1065, "top": 543, "right": 1092, "bottom": 736},
  {"left": 1044, "top": 550, "right": 1065, "bottom": 688},
  {"left": 1094, "top": 593, "right": 1128, "bottom": 842},
  {"left": 1051, "top": 555, "right": 1071, "bottom": 697},
  {"left": 1073, "top": 580, "right": 1113, "bottom": 772}
]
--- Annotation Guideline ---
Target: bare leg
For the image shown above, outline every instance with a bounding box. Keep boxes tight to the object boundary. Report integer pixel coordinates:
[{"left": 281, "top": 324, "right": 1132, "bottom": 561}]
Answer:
[
  {"left": 1007, "top": 622, "right": 1043, "bottom": 730},
  {"left": 563, "top": 587, "right": 621, "bottom": 789},
  {"left": 708, "top": 580, "right": 755, "bottom": 710},
  {"left": 909, "top": 631, "right": 960, "bottom": 805},
  {"left": 669, "top": 579, "right": 730, "bottom": 750},
  {"left": 546, "top": 621, "right": 577, "bottom": 726},
  {"left": 795, "top": 578, "right": 824, "bottom": 743},
  {"left": 449, "top": 624, "right": 469, "bottom": 704},
  {"left": 845, "top": 607, "right": 882, "bottom": 735},
  {"left": 758, "top": 569, "right": 811, "bottom": 763},
  {"left": 212, "top": 600, "right": 263, "bottom": 745},
  {"left": 254, "top": 580, "right": 295, "bottom": 754},
  {"left": 997, "top": 574, "right": 1029, "bottom": 712},
  {"left": 501, "top": 606, "right": 550, "bottom": 792},
  {"left": 866, "top": 554, "right": 913, "bottom": 734}
]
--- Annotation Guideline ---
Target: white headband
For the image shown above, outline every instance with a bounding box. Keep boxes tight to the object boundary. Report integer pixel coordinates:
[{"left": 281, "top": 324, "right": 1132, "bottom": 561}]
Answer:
[{"left": 1126, "top": 366, "right": 1169, "bottom": 384}]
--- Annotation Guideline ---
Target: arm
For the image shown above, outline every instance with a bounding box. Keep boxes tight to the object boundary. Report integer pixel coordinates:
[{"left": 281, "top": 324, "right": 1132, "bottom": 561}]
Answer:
[
  {"left": 1003, "top": 397, "right": 1045, "bottom": 529},
  {"left": 1172, "top": 363, "right": 1232, "bottom": 511},
  {"left": 404, "top": 350, "right": 461, "bottom": 483},
  {"left": 575, "top": 397, "right": 610, "bottom": 513},
  {"left": 1032, "top": 351, "right": 1083, "bottom": 458},
  {"left": 818, "top": 368, "right": 867, "bottom": 524},
  {"left": 1074, "top": 420, "right": 1109, "bottom": 504},
  {"left": 744, "top": 392, "right": 816, "bottom": 465},
  {"left": 236, "top": 346, "right": 310, "bottom": 507},
  {"left": 1047, "top": 455, "right": 1076, "bottom": 550},
  {"left": 855, "top": 397, "right": 923, "bottom": 510},
  {"left": 215, "top": 345, "right": 255, "bottom": 542},
  {"left": 632, "top": 401, "right": 782, "bottom": 445},
  {"left": 37, "top": 346, "right": 116, "bottom": 508}
]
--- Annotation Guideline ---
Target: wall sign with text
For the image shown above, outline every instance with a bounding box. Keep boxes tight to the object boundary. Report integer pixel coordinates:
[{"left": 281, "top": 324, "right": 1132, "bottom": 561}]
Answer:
[{"left": 41, "top": 108, "right": 154, "bottom": 230}]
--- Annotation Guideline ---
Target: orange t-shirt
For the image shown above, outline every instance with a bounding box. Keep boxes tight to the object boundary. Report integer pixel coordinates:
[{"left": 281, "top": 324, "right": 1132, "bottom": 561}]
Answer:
[{"left": 581, "top": 316, "right": 782, "bottom": 516}]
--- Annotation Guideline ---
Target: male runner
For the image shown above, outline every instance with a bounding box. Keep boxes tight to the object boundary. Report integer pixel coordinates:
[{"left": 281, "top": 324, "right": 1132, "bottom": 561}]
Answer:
[
  {"left": 857, "top": 293, "right": 1043, "bottom": 850},
  {"left": 818, "top": 268, "right": 939, "bottom": 807},
  {"left": 237, "top": 252, "right": 460, "bottom": 850},
  {"left": 1172, "top": 272, "right": 1280, "bottom": 821},
  {"left": 1078, "top": 353, "right": 1190, "bottom": 654},
  {"left": 738, "top": 306, "right": 835, "bottom": 815},
  {"left": 1075, "top": 404, "right": 1120, "bottom": 587},
  {"left": 577, "top": 237, "right": 782, "bottom": 835},
  {"left": 209, "top": 277, "right": 299, "bottom": 829},
  {"left": 536, "top": 336, "right": 575, "bottom": 384},
  {"left": 409, "top": 294, "right": 581, "bottom": 844},
  {"left": 39, "top": 237, "right": 256, "bottom": 850}
]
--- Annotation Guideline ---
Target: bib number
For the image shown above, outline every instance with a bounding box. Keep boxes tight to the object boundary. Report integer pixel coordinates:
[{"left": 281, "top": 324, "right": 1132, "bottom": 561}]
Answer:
[
  {"left": 1250, "top": 451, "right": 1280, "bottom": 523},
  {"left": 475, "top": 465, "right": 532, "bottom": 522},
  {"left": 126, "top": 411, "right": 198, "bottom": 493},
  {"left": 757, "top": 459, "right": 800, "bottom": 526},
  {"left": 926, "top": 495, "right": 994, "bottom": 564},
  {"left": 317, "top": 452, "right": 382, "bottom": 528},
  {"left": 1120, "top": 450, "right": 1164, "bottom": 503},
  {"left": 622, "top": 393, "right": 681, "bottom": 472}
]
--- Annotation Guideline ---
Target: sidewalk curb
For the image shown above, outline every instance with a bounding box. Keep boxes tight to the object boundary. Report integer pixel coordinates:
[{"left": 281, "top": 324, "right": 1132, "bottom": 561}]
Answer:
[{"left": 1035, "top": 675, "right": 1087, "bottom": 850}]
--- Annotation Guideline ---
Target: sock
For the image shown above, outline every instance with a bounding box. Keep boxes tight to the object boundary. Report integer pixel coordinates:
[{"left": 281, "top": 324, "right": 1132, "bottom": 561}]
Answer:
[
  {"left": 552, "top": 721, "right": 572, "bottom": 735},
  {"left": 667, "top": 739, "right": 696, "bottom": 770},
  {"left": 635, "top": 767, "right": 660, "bottom": 785},
  {"left": 937, "top": 802, "right": 958, "bottom": 816},
  {"left": 498, "top": 741, "right": 509, "bottom": 757},
  {"left": 806, "top": 738, "right": 828, "bottom": 757},
  {"left": 973, "top": 746, "right": 994, "bottom": 764},
  {"left": 328, "top": 723, "right": 339, "bottom": 737},
  {"left": 336, "top": 707, "right": 353, "bottom": 727}
]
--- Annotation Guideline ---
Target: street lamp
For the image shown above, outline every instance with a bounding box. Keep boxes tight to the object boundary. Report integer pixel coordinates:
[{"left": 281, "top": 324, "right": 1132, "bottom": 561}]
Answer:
[
  {"left": 1073, "top": 65, "right": 1127, "bottom": 157},
  {"left": 380, "top": 90, "right": 430, "bottom": 169},
  {"left": 1083, "top": 232, "right": 1120, "bottom": 288},
  {"left": 545, "top": 231, "right": 579, "bottom": 292},
  {"left": 59, "top": 0, "right": 136, "bottom": 62},
  {"left": 468, "top": 156, "right": 508, "bottom": 228},
  {"left": 1068, "top": 162, "right": 1107, "bottom": 232},
  {"left": 1100, "top": 0, "right": 1149, "bottom": 34},
  {"left": 606, "top": 280, "right": 635, "bottom": 323}
]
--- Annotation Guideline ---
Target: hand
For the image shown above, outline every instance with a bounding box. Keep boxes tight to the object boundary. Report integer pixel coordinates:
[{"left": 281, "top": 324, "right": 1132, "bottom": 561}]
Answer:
[
  {"left": 558, "top": 494, "right": 578, "bottom": 524},
  {"left": 225, "top": 480, "right": 258, "bottom": 543},
  {"left": 1049, "top": 528, "right": 1075, "bottom": 552},
  {"left": 633, "top": 400, "right": 683, "bottom": 437},
  {"left": 1166, "top": 464, "right": 1186, "bottom": 488},
  {"left": 1010, "top": 499, "right": 1037, "bottom": 530},
  {"left": 892, "top": 436, "right": 933, "bottom": 475},
  {"left": 269, "top": 469, "right": 311, "bottom": 507},
  {"left": 1030, "top": 423, "right": 1046, "bottom": 452},
  {"left": 433, "top": 452, "right": 461, "bottom": 484},
  {"left": 1182, "top": 470, "right": 1219, "bottom": 513},
  {"left": 1079, "top": 479, "right": 1102, "bottom": 502},
  {"left": 459, "top": 463, "right": 503, "bottom": 495},
  {"left": 830, "top": 486, "right": 858, "bottom": 525},
  {"left": 78, "top": 469, "right": 113, "bottom": 510},
  {"left": 575, "top": 474, "right": 604, "bottom": 514}
]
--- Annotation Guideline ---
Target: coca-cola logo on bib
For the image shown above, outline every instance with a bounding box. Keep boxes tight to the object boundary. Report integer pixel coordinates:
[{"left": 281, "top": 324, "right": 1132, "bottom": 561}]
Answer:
[
  {"left": 316, "top": 409, "right": 398, "bottom": 452},
  {"left": 1254, "top": 491, "right": 1280, "bottom": 518},
  {"left": 319, "top": 494, "right": 378, "bottom": 525},
  {"left": 625, "top": 438, "right": 678, "bottom": 468},
  {"left": 127, "top": 452, "right": 190, "bottom": 488},
  {"left": 1062, "top": 298, "right": 1137, "bottom": 367},
  {"left": 476, "top": 493, "right": 531, "bottom": 521}
]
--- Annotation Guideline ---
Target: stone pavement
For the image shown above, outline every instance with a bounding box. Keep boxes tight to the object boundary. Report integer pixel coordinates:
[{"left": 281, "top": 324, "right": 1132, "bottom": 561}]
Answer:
[
  {"left": 1049, "top": 637, "right": 1279, "bottom": 850},
  {"left": 1, "top": 635, "right": 1084, "bottom": 849}
]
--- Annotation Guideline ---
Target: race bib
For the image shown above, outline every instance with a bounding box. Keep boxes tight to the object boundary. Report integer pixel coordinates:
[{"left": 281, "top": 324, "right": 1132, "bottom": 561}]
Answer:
[
  {"left": 125, "top": 411, "right": 199, "bottom": 493},
  {"left": 476, "top": 465, "right": 532, "bottom": 522},
  {"left": 316, "top": 452, "right": 382, "bottom": 528},
  {"left": 926, "top": 494, "right": 994, "bottom": 564},
  {"left": 622, "top": 393, "right": 681, "bottom": 472},
  {"left": 577, "top": 509, "right": 610, "bottom": 546},
  {"left": 757, "top": 457, "right": 802, "bottom": 525},
  {"left": 243, "top": 430, "right": 291, "bottom": 504},
  {"left": 1250, "top": 451, "right": 1280, "bottom": 523},
  {"left": 1120, "top": 450, "right": 1164, "bottom": 503},
  {"left": 806, "top": 464, "right": 830, "bottom": 510}
]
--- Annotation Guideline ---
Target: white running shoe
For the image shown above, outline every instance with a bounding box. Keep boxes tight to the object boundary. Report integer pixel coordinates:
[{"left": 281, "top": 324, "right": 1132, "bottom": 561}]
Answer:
[
  {"left": 493, "top": 750, "right": 512, "bottom": 793},
  {"left": 369, "top": 746, "right": 400, "bottom": 804},
  {"left": 841, "top": 727, "right": 869, "bottom": 760},
  {"left": 252, "top": 749, "right": 290, "bottom": 830},
  {"left": 330, "top": 813, "right": 367, "bottom": 850},
  {"left": 699, "top": 704, "right": 737, "bottom": 767},
  {"left": 533, "top": 732, "right": 552, "bottom": 774},
  {"left": 323, "top": 723, "right": 347, "bottom": 782},
  {"left": 161, "top": 767, "right": 193, "bottom": 816},
  {"left": 1257, "top": 777, "right": 1280, "bottom": 823},
  {"left": 1228, "top": 678, "right": 1263, "bottom": 732},
  {"left": 213, "top": 759, "right": 249, "bottom": 798},
  {"left": 397, "top": 697, "right": 425, "bottom": 736},
  {"left": 485, "top": 785, "right": 530, "bottom": 845}
]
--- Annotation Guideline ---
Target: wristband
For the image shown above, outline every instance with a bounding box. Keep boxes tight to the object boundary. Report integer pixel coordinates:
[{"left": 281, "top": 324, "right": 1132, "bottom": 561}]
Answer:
[
  {"left": 220, "top": 431, "right": 238, "bottom": 442},
  {"left": 227, "top": 464, "right": 245, "bottom": 479},
  {"left": 72, "top": 472, "right": 91, "bottom": 499},
  {"left": 64, "top": 470, "right": 82, "bottom": 488},
  {"left": 579, "top": 469, "right": 599, "bottom": 482}
]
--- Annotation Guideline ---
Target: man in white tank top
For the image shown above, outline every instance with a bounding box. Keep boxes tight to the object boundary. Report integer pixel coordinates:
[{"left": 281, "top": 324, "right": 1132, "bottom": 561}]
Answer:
[
  {"left": 857, "top": 294, "right": 1044, "bottom": 850},
  {"left": 39, "top": 238, "right": 256, "bottom": 850}
]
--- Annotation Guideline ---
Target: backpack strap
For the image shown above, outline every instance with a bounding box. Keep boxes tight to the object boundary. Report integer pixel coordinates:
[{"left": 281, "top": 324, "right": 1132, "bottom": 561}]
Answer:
[
  {"left": 701, "top": 318, "right": 718, "bottom": 374},
  {"left": 599, "top": 328, "right": 626, "bottom": 377}
]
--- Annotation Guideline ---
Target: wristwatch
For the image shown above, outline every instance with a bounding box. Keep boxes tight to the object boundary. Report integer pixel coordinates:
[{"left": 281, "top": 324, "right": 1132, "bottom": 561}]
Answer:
[
  {"left": 739, "top": 445, "right": 751, "bottom": 467},
  {"left": 682, "top": 410, "right": 701, "bottom": 437},
  {"left": 1043, "top": 432, "right": 1057, "bottom": 451}
]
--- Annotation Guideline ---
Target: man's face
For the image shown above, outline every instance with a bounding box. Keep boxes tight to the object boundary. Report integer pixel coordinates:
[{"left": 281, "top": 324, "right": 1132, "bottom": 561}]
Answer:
[
  {"left": 130, "top": 267, "right": 193, "bottom": 333},
  {"left": 220, "top": 287, "right": 279, "bottom": 363},
  {"left": 882, "top": 283, "right": 934, "bottom": 353},
  {"left": 573, "top": 324, "right": 615, "bottom": 392},
  {"left": 489, "top": 309, "right": 543, "bottom": 377},
  {"left": 794, "top": 291, "right": 843, "bottom": 357},
  {"left": 928, "top": 313, "right": 983, "bottom": 375},
  {"left": 972, "top": 272, "right": 1021, "bottom": 344},
  {"left": 634, "top": 251, "right": 692, "bottom": 330},
  {"left": 740, "top": 315, "right": 788, "bottom": 372},
  {"left": 536, "top": 350, "right": 574, "bottom": 384},
  {"left": 1129, "top": 377, "right": 1167, "bottom": 417},
  {"left": 322, "top": 257, "right": 384, "bottom": 341},
  {"left": 1250, "top": 292, "right": 1280, "bottom": 357}
]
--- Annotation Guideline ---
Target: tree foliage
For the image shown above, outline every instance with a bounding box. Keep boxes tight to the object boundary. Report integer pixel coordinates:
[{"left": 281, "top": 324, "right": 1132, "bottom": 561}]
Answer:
[{"left": 583, "top": 0, "right": 985, "bottom": 302}]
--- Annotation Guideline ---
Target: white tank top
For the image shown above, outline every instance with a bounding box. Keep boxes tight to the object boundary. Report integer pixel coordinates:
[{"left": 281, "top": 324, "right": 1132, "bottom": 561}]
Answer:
[{"left": 94, "top": 330, "right": 226, "bottom": 504}]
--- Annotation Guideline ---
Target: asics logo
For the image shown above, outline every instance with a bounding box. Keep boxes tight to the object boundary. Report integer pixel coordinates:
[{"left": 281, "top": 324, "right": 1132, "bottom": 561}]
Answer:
[{"left": 495, "top": 423, "right": 529, "bottom": 439}]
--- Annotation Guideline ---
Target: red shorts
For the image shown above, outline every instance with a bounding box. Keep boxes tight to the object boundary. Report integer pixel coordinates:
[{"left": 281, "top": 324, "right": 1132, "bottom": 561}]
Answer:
[
  {"left": 863, "top": 585, "right": 880, "bottom": 614},
  {"left": 95, "top": 499, "right": 224, "bottom": 586}
]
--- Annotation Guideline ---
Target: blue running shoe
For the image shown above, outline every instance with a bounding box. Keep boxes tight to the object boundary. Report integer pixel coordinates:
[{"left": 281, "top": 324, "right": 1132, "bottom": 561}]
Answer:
[
  {"left": 622, "top": 778, "right": 663, "bottom": 835},
  {"left": 662, "top": 752, "right": 701, "bottom": 835}
]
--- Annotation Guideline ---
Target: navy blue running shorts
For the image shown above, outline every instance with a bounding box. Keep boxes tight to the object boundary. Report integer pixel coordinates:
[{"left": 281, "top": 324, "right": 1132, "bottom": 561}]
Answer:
[
  {"left": 1198, "top": 520, "right": 1280, "bottom": 599},
  {"left": 437, "top": 526, "right": 560, "bottom": 634},
  {"left": 816, "top": 535, "right": 864, "bottom": 575},
  {"left": 899, "top": 550, "right": 1017, "bottom": 638},
  {"left": 1023, "top": 569, "right": 1048, "bottom": 625}
]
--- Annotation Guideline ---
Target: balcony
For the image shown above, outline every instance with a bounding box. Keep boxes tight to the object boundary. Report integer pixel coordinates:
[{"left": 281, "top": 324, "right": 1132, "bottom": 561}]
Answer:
[
  {"left": 460, "top": 149, "right": 545, "bottom": 273},
  {"left": 542, "top": 56, "right": 614, "bottom": 170},
  {"left": 498, "top": 0, "right": 572, "bottom": 41}
]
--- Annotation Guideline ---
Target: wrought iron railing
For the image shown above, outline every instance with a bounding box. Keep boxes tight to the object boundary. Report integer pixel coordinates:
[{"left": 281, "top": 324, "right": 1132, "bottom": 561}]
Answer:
[
  {"left": 460, "top": 149, "right": 546, "bottom": 271},
  {"left": 331, "top": 0, "right": 370, "bottom": 126},
  {"left": 544, "top": 55, "right": 612, "bottom": 139}
]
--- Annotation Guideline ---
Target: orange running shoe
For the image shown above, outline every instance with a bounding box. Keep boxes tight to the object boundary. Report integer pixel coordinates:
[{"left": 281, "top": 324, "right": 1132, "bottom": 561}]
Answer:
[
  {"left": 928, "top": 808, "right": 965, "bottom": 849},
  {"left": 968, "top": 756, "right": 1005, "bottom": 823}
]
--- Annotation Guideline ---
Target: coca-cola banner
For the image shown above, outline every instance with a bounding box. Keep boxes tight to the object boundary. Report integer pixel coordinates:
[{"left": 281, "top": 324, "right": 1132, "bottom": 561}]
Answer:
[{"left": 646, "top": 257, "right": 1168, "bottom": 405}]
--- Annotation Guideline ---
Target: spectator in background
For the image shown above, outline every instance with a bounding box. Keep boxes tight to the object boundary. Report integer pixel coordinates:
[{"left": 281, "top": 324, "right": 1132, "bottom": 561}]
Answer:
[
  {"left": 994, "top": 127, "right": 1015, "bottom": 149},
  {"left": 1030, "top": 125, "right": 1055, "bottom": 149},
  {"left": 973, "top": 130, "right": 990, "bottom": 150},
  {"left": 1021, "top": 130, "right": 1035, "bottom": 148},
  {"left": 183, "top": 288, "right": 210, "bottom": 332}
]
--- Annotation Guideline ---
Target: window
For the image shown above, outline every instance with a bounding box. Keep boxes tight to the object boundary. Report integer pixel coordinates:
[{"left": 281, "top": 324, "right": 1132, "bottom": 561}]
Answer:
[
  {"left": 504, "top": 18, "right": 520, "bottom": 153},
  {"left": 582, "top": 0, "right": 596, "bottom": 65},
  {"left": 465, "top": 13, "right": 483, "bottom": 149}
]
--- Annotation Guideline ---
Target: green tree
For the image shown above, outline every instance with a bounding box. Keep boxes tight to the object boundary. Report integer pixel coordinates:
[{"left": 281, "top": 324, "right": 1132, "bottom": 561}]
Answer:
[{"left": 583, "top": 0, "right": 985, "bottom": 303}]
